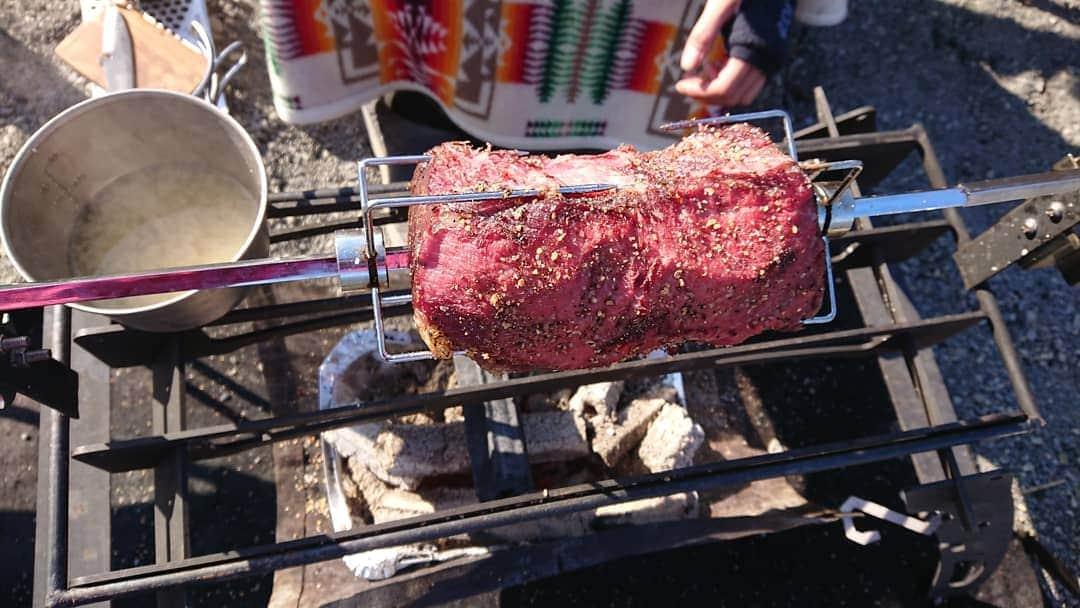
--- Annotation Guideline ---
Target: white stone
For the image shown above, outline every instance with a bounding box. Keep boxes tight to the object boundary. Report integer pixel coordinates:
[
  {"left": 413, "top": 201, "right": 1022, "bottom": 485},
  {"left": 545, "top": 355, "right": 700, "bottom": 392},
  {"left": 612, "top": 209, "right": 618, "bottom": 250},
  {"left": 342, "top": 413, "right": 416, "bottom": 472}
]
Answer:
[
  {"left": 590, "top": 397, "right": 666, "bottom": 467},
  {"left": 522, "top": 410, "right": 589, "bottom": 463},
  {"left": 595, "top": 492, "right": 699, "bottom": 525},
  {"left": 568, "top": 381, "right": 624, "bottom": 420},
  {"left": 331, "top": 409, "right": 592, "bottom": 489},
  {"left": 637, "top": 403, "right": 704, "bottom": 473}
]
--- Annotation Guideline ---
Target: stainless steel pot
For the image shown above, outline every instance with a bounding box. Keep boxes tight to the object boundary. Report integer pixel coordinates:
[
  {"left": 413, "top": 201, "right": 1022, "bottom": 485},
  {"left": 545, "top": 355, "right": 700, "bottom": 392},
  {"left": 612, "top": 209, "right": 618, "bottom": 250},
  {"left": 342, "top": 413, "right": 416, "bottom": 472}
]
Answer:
[{"left": 1, "top": 89, "right": 267, "bottom": 331}]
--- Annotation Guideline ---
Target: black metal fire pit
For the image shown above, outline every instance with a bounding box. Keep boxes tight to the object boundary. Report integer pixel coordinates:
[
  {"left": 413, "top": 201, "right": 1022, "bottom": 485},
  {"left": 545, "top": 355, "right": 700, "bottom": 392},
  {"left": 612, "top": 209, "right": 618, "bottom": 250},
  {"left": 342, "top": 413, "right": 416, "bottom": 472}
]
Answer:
[{"left": 21, "top": 90, "right": 1061, "bottom": 607}]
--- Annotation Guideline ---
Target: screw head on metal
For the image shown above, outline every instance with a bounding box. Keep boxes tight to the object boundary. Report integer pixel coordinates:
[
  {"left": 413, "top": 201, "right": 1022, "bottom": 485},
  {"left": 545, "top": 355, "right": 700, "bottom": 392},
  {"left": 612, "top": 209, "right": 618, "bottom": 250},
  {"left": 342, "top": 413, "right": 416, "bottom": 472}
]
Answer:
[
  {"left": 1045, "top": 201, "right": 1065, "bottom": 223},
  {"left": 1022, "top": 217, "right": 1039, "bottom": 239},
  {"left": 10, "top": 348, "right": 50, "bottom": 368},
  {"left": 0, "top": 335, "right": 29, "bottom": 352}
]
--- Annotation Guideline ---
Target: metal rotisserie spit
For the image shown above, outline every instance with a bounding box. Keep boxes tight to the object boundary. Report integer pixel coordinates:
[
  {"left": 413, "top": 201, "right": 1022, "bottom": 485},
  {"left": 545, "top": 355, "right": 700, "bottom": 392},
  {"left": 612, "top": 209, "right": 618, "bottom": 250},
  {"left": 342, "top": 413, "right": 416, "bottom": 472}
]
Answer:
[{"left": 1, "top": 110, "right": 1076, "bottom": 366}]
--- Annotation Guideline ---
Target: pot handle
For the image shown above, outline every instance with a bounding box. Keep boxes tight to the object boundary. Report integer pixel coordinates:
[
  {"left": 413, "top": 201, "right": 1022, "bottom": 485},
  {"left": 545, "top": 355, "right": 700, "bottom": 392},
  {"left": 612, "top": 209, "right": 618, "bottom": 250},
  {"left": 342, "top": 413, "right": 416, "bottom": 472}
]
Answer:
[{"left": 189, "top": 21, "right": 247, "bottom": 107}]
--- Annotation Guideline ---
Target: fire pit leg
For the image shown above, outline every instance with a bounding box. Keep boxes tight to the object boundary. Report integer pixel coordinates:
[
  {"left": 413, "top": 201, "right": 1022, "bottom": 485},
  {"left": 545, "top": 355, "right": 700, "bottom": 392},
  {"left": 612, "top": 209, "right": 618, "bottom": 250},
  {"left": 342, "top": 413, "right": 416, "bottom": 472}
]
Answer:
[
  {"left": 151, "top": 339, "right": 190, "bottom": 608},
  {"left": 453, "top": 357, "right": 534, "bottom": 501},
  {"left": 903, "top": 471, "right": 1014, "bottom": 599}
]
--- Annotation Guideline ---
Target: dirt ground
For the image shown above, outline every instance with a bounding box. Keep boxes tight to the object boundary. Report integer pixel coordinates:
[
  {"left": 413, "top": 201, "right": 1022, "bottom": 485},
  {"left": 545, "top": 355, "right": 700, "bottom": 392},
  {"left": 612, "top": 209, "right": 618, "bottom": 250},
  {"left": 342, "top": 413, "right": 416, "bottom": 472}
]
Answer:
[{"left": 1, "top": 0, "right": 1077, "bottom": 606}]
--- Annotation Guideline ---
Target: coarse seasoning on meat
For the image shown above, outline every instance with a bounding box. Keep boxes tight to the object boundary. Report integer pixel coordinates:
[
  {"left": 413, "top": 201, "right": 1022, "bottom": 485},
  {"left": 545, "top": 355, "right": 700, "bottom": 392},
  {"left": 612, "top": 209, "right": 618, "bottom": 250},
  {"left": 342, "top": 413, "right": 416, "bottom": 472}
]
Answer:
[{"left": 407, "top": 124, "right": 824, "bottom": 371}]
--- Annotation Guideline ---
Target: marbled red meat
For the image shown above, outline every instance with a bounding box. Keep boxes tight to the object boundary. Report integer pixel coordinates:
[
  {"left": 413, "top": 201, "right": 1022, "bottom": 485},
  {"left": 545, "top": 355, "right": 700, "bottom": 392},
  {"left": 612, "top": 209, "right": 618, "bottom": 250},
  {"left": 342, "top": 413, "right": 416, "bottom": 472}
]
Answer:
[{"left": 407, "top": 124, "right": 823, "bottom": 371}]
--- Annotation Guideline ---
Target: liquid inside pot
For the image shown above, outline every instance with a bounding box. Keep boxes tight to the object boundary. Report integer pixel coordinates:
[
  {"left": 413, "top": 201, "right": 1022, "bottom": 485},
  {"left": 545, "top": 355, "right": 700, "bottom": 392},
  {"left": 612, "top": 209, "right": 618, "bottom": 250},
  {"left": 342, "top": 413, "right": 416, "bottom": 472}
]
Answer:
[{"left": 68, "top": 163, "right": 257, "bottom": 309}]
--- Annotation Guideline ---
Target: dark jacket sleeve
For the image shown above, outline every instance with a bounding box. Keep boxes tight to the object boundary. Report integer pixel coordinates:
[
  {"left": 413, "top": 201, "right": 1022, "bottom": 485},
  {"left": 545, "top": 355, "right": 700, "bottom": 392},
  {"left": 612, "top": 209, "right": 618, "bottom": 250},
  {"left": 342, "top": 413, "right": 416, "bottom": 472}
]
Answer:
[{"left": 724, "top": 0, "right": 795, "bottom": 76}]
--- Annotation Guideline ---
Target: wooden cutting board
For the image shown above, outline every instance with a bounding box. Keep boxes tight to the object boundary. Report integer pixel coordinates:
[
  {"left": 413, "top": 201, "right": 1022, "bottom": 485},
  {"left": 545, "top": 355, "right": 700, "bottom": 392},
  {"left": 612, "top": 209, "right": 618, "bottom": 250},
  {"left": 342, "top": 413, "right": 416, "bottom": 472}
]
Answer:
[{"left": 55, "top": 5, "right": 206, "bottom": 92}]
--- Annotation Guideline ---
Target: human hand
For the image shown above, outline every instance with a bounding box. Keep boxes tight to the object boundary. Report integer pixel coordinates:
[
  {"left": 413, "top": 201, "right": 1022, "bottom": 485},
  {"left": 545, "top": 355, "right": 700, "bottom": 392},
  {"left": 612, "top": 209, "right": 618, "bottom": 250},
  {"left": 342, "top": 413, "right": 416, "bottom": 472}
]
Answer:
[
  {"left": 675, "top": 56, "right": 766, "bottom": 108},
  {"left": 679, "top": 0, "right": 741, "bottom": 74},
  {"left": 676, "top": 0, "right": 767, "bottom": 109}
]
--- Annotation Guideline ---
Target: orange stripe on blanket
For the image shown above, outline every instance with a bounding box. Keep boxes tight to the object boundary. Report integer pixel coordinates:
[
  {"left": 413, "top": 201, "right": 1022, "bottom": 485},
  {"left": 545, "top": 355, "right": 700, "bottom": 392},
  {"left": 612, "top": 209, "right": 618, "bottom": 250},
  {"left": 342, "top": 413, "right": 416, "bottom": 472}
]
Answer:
[
  {"left": 496, "top": 3, "right": 535, "bottom": 84},
  {"left": 372, "top": 0, "right": 462, "bottom": 104},
  {"left": 428, "top": 0, "right": 463, "bottom": 103},
  {"left": 276, "top": 0, "right": 335, "bottom": 57},
  {"left": 372, "top": 0, "right": 402, "bottom": 84},
  {"left": 623, "top": 21, "right": 676, "bottom": 95}
]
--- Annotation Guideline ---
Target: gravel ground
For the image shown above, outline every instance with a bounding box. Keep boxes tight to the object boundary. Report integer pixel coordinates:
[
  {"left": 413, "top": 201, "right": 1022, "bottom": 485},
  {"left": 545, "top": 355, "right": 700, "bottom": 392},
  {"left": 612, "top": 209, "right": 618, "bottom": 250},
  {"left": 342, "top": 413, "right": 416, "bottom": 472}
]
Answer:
[
  {"left": 1, "top": 0, "right": 1077, "bottom": 605},
  {"left": 781, "top": 0, "right": 1080, "bottom": 584}
]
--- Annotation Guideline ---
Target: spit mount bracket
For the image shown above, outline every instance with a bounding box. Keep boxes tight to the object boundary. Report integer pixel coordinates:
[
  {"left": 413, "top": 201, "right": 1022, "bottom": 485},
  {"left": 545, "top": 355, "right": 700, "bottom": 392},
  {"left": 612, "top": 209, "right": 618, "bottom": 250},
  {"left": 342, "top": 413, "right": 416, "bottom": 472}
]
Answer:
[{"left": 953, "top": 154, "right": 1080, "bottom": 289}]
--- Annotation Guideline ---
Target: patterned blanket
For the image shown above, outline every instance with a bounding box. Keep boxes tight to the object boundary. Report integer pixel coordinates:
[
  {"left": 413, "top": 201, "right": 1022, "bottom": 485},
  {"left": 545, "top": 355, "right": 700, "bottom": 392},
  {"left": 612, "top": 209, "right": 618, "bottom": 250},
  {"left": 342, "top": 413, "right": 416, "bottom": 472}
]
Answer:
[{"left": 260, "top": 0, "right": 723, "bottom": 150}]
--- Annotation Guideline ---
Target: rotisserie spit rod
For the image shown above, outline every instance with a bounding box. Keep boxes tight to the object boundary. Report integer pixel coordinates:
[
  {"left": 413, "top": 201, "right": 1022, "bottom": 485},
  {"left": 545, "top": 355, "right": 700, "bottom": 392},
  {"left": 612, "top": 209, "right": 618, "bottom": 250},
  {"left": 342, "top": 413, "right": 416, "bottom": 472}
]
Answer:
[
  {"left": 0, "top": 168, "right": 1077, "bottom": 311},
  {"left": 820, "top": 167, "right": 1080, "bottom": 236}
]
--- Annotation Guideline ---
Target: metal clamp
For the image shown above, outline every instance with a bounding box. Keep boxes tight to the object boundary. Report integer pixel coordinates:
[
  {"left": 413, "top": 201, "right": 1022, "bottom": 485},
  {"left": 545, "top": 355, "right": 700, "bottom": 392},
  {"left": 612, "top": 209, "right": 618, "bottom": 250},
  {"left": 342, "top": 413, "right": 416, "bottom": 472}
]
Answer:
[
  {"left": 801, "top": 159, "right": 865, "bottom": 237},
  {"left": 356, "top": 156, "right": 616, "bottom": 363},
  {"left": 661, "top": 111, "right": 853, "bottom": 325},
  {"left": 334, "top": 229, "right": 376, "bottom": 293}
]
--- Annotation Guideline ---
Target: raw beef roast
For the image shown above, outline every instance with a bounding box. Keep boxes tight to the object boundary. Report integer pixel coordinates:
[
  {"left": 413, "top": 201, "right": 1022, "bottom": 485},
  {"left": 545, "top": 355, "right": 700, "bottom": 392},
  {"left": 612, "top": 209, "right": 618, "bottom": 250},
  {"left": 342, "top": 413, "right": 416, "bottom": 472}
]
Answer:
[{"left": 408, "top": 124, "right": 824, "bottom": 371}]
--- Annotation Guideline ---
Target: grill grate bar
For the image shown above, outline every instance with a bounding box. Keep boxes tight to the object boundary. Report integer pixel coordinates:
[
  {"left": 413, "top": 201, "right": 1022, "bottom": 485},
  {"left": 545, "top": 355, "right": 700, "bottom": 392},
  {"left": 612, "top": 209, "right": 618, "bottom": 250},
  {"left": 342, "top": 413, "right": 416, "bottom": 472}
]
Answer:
[
  {"left": 70, "top": 311, "right": 988, "bottom": 473},
  {"left": 57, "top": 413, "right": 1032, "bottom": 607}
]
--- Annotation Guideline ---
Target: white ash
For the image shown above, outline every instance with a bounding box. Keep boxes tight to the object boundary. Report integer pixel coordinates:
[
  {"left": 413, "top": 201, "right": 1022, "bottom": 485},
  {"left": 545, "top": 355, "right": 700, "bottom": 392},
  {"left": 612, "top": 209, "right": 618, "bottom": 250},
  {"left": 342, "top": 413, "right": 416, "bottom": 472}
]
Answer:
[
  {"left": 522, "top": 410, "right": 589, "bottom": 464},
  {"left": 370, "top": 487, "right": 476, "bottom": 524}
]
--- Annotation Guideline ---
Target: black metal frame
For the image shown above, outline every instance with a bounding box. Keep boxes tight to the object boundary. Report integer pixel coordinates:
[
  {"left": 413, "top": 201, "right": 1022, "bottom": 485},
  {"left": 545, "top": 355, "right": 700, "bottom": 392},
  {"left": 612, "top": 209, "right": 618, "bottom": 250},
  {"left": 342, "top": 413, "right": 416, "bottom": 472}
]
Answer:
[
  {"left": 31, "top": 93, "right": 1044, "bottom": 607},
  {"left": 953, "top": 153, "right": 1079, "bottom": 288},
  {"left": 1, "top": 308, "right": 78, "bottom": 417}
]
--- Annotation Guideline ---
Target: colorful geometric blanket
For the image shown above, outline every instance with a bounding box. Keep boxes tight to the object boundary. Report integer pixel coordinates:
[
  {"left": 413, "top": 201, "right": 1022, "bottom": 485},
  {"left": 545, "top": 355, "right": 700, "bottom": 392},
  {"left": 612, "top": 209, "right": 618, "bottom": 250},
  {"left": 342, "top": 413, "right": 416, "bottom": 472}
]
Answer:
[{"left": 260, "top": 0, "right": 724, "bottom": 150}]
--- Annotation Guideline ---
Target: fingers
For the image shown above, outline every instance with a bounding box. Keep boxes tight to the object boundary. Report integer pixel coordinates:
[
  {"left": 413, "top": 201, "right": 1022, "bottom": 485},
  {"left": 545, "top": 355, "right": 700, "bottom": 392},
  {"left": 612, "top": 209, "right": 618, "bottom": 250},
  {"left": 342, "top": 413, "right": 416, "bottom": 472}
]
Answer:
[
  {"left": 675, "top": 57, "right": 766, "bottom": 108},
  {"left": 680, "top": 0, "right": 741, "bottom": 72},
  {"left": 730, "top": 65, "right": 765, "bottom": 106},
  {"left": 674, "top": 65, "right": 738, "bottom": 104}
]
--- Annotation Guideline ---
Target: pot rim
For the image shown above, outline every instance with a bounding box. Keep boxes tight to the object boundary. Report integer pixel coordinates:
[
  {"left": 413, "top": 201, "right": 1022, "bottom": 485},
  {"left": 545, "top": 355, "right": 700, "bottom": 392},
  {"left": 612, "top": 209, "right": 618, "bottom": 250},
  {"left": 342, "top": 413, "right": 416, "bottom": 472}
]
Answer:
[{"left": 0, "top": 88, "right": 268, "bottom": 318}]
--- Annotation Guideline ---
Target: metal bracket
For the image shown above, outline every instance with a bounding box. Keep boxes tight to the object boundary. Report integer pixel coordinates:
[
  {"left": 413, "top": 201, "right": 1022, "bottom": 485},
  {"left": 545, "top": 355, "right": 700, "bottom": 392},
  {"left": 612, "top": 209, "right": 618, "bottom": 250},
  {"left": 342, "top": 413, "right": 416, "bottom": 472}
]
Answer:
[
  {"left": 902, "top": 471, "right": 1015, "bottom": 598},
  {"left": 954, "top": 154, "right": 1080, "bottom": 289},
  {"left": 0, "top": 311, "right": 79, "bottom": 417},
  {"left": 454, "top": 357, "right": 535, "bottom": 502},
  {"left": 803, "top": 161, "right": 864, "bottom": 237}
]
